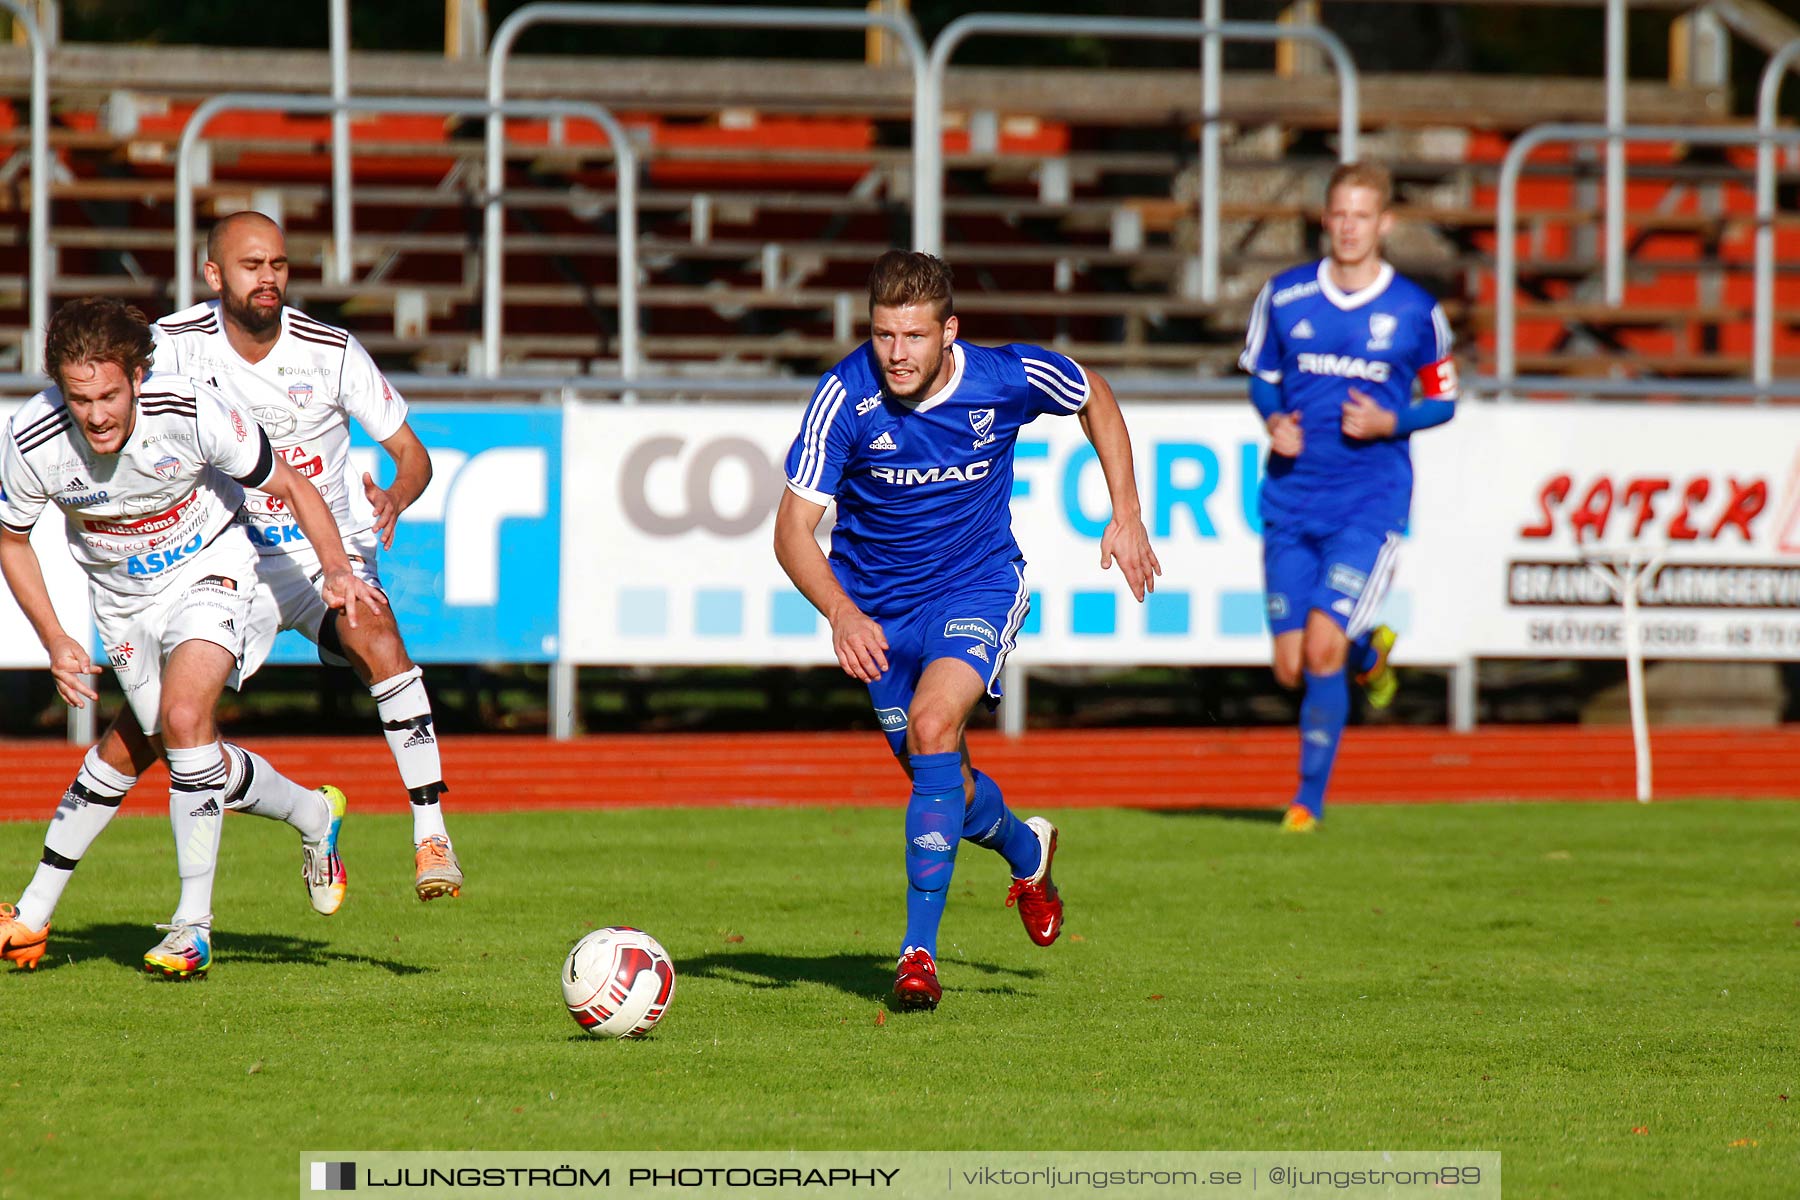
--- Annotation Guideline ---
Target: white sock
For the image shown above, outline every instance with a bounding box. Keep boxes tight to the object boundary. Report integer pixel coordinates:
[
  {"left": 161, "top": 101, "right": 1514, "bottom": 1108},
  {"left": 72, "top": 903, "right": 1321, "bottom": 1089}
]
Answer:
[
  {"left": 16, "top": 747, "right": 136, "bottom": 929},
  {"left": 370, "top": 667, "right": 450, "bottom": 844},
  {"left": 221, "top": 743, "right": 329, "bottom": 842},
  {"left": 165, "top": 743, "right": 226, "bottom": 926}
]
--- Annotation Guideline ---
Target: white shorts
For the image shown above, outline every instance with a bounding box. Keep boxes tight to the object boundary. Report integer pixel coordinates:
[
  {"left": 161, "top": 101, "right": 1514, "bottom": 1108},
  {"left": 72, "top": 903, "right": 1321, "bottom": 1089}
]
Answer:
[
  {"left": 241, "top": 529, "right": 383, "bottom": 676},
  {"left": 94, "top": 532, "right": 261, "bottom": 737}
]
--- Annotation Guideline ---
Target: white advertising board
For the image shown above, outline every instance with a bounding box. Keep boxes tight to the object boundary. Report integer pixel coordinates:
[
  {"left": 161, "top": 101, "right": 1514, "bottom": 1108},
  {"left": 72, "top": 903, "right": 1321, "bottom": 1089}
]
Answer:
[
  {"left": 562, "top": 403, "right": 1469, "bottom": 666},
  {"left": 1422, "top": 406, "right": 1800, "bottom": 660}
]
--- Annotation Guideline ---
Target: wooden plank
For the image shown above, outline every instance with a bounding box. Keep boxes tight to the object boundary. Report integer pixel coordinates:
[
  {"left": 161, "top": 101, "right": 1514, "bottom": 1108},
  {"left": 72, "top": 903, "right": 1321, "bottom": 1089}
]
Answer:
[{"left": 0, "top": 44, "right": 1720, "bottom": 127}]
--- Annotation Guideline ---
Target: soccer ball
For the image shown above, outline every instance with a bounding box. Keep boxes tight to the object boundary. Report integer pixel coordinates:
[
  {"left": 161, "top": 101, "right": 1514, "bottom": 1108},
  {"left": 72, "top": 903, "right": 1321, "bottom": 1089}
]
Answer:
[{"left": 561, "top": 927, "right": 676, "bottom": 1039}]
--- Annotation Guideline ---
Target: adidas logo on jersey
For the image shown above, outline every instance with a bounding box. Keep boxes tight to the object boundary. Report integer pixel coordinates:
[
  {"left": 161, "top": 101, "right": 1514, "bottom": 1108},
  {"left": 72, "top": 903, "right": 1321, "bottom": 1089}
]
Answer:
[
  {"left": 218, "top": 618, "right": 235, "bottom": 633},
  {"left": 1291, "top": 319, "right": 1314, "bottom": 339},
  {"left": 966, "top": 642, "right": 991, "bottom": 663},
  {"left": 1331, "top": 598, "right": 1355, "bottom": 617},
  {"left": 869, "top": 431, "right": 898, "bottom": 452},
  {"left": 911, "top": 831, "right": 953, "bottom": 852},
  {"left": 188, "top": 798, "right": 222, "bottom": 818}
]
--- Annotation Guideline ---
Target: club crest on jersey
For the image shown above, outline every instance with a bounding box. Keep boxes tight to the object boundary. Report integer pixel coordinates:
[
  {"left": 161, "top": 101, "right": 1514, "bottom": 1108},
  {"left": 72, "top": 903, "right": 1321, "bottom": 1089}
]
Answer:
[
  {"left": 1368, "top": 312, "right": 1397, "bottom": 351},
  {"left": 287, "top": 382, "right": 313, "bottom": 407},
  {"left": 969, "top": 408, "right": 996, "bottom": 449},
  {"left": 152, "top": 455, "right": 181, "bottom": 481}
]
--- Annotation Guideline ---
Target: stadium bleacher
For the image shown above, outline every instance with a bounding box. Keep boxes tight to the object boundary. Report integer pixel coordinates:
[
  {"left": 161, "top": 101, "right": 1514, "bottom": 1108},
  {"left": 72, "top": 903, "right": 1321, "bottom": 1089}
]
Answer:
[
  {"left": 0, "top": 3, "right": 1796, "bottom": 744},
  {"left": 0, "top": 26, "right": 1791, "bottom": 384}
]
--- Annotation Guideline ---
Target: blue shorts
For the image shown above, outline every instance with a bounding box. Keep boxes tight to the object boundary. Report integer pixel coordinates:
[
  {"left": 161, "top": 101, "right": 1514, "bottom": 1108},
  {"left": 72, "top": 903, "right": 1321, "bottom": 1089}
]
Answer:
[
  {"left": 860, "top": 560, "right": 1031, "bottom": 759},
  {"left": 1263, "top": 521, "right": 1402, "bottom": 638}
]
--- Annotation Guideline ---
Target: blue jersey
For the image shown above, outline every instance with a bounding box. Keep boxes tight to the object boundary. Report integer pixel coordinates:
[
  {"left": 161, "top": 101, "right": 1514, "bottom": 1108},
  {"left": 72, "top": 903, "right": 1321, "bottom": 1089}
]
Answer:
[
  {"left": 784, "top": 340, "right": 1089, "bottom": 617},
  {"left": 1240, "top": 260, "right": 1457, "bottom": 531}
]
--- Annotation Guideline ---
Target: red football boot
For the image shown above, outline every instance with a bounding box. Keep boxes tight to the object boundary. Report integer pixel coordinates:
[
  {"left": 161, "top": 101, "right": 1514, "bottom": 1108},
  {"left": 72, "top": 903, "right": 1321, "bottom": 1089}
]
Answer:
[
  {"left": 1005, "top": 817, "right": 1063, "bottom": 946},
  {"left": 892, "top": 947, "right": 942, "bottom": 1011}
]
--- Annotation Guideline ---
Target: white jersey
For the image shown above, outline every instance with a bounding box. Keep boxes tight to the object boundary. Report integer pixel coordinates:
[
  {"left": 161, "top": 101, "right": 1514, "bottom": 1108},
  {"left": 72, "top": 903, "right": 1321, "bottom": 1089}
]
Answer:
[
  {"left": 150, "top": 301, "right": 407, "bottom": 556},
  {"left": 0, "top": 372, "right": 275, "bottom": 606}
]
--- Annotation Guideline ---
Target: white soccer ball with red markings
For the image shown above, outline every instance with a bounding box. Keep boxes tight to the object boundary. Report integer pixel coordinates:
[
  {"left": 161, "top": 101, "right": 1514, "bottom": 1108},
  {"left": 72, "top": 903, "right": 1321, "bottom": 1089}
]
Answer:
[{"left": 561, "top": 927, "right": 676, "bottom": 1039}]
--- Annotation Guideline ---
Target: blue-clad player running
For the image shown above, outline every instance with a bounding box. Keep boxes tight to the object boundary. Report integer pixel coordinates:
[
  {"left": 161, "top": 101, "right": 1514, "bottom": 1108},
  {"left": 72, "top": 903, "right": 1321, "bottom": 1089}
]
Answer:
[
  {"left": 1240, "top": 162, "right": 1459, "bottom": 833},
  {"left": 775, "top": 251, "right": 1161, "bottom": 1010}
]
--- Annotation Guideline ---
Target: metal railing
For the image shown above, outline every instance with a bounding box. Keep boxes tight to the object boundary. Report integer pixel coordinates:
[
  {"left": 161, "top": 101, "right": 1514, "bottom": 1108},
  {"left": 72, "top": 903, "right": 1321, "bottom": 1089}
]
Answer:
[
  {"left": 1495, "top": 121, "right": 1800, "bottom": 399},
  {"left": 921, "top": 12, "right": 1360, "bottom": 305},
  {"left": 1754, "top": 38, "right": 1800, "bottom": 389},
  {"left": 173, "top": 92, "right": 638, "bottom": 380},
  {"left": 329, "top": 0, "right": 353, "bottom": 286},
  {"left": 486, "top": 2, "right": 929, "bottom": 381}
]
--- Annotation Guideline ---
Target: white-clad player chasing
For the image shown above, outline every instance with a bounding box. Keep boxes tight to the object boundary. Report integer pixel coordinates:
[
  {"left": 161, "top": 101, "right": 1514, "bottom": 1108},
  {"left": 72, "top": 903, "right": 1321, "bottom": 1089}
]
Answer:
[
  {"left": 0, "top": 297, "right": 384, "bottom": 978},
  {"left": 153, "top": 213, "right": 463, "bottom": 901},
  {"left": 0, "top": 214, "right": 462, "bottom": 972}
]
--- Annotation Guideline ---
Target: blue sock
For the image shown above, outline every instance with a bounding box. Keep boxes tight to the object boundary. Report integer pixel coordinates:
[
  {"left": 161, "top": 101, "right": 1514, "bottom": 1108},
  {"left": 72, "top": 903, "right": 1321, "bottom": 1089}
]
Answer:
[
  {"left": 902, "top": 751, "right": 964, "bottom": 958},
  {"left": 1293, "top": 670, "right": 1349, "bottom": 818},
  {"left": 1349, "top": 630, "right": 1379, "bottom": 675},
  {"left": 962, "top": 769, "right": 1042, "bottom": 879}
]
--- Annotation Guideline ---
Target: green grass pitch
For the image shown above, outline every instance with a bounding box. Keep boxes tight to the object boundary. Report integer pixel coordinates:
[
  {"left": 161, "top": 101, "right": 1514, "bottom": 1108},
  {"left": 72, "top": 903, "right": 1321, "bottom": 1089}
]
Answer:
[{"left": 1, "top": 800, "right": 1795, "bottom": 1199}]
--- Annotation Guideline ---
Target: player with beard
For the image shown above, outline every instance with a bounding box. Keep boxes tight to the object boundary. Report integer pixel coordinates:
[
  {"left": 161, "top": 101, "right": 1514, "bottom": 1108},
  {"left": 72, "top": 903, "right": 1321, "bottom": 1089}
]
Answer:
[
  {"left": 0, "top": 216, "right": 457, "bottom": 970},
  {"left": 774, "top": 251, "right": 1161, "bottom": 1010}
]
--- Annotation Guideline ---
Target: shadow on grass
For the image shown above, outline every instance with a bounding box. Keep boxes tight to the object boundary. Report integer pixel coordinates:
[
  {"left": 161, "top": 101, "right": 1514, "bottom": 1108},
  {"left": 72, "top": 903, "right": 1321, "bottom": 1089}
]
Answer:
[
  {"left": 1140, "top": 805, "right": 1286, "bottom": 825},
  {"left": 41, "top": 922, "right": 429, "bottom": 976},
  {"left": 678, "top": 949, "right": 1038, "bottom": 1006}
]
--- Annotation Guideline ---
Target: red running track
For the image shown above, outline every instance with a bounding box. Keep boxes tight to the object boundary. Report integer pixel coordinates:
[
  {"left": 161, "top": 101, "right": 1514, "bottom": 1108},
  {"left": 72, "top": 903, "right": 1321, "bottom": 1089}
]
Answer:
[{"left": 0, "top": 726, "right": 1794, "bottom": 819}]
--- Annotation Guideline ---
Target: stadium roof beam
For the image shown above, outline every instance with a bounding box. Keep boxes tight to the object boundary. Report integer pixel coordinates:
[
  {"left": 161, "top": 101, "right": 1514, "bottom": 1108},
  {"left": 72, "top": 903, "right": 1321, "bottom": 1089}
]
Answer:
[{"left": 173, "top": 92, "right": 637, "bottom": 380}]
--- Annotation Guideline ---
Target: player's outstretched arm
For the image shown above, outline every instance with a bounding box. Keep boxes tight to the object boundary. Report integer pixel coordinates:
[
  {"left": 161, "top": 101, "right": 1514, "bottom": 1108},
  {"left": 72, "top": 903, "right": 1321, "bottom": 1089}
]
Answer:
[
  {"left": 366, "top": 423, "right": 434, "bottom": 550},
  {"left": 1076, "top": 370, "right": 1162, "bottom": 602},
  {"left": 773, "top": 488, "right": 888, "bottom": 682},
  {"left": 0, "top": 528, "right": 100, "bottom": 706},
  {"left": 259, "top": 459, "right": 388, "bottom": 629}
]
